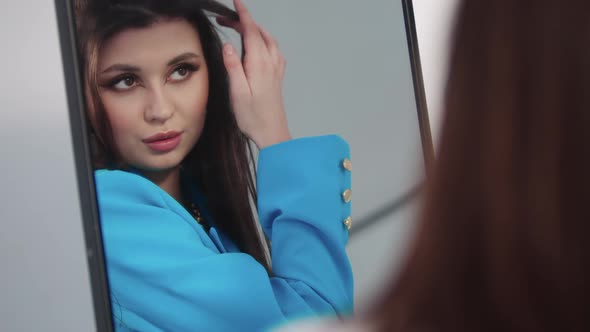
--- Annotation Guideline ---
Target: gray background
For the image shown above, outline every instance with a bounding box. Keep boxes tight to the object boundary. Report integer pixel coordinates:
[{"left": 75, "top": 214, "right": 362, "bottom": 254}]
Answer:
[
  {"left": 0, "top": 0, "right": 430, "bottom": 330},
  {"left": 217, "top": 0, "right": 426, "bottom": 309},
  {"left": 0, "top": 1, "right": 98, "bottom": 331}
]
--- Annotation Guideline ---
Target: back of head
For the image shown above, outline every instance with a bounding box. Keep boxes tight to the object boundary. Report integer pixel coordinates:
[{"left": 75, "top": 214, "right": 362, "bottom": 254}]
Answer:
[{"left": 370, "top": 0, "right": 590, "bottom": 331}]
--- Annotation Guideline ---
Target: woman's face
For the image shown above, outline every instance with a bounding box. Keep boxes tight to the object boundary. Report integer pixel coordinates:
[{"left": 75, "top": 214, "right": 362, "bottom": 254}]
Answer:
[{"left": 94, "top": 18, "right": 209, "bottom": 172}]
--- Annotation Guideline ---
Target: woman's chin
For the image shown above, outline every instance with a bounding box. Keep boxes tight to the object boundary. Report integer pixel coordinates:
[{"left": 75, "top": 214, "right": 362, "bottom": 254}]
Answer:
[{"left": 131, "top": 158, "right": 184, "bottom": 174}]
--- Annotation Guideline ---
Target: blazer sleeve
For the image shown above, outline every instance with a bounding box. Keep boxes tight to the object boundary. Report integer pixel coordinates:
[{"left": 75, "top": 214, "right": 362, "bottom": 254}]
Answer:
[
  {"left": 257, "top": 135, "right": 354, "bottom": 316},
  {"left": 94, "top": 135, "right": 353, "bottom": 332}
]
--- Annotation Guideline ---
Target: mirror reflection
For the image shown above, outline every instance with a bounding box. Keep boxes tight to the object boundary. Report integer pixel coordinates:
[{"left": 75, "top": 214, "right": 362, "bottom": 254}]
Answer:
[{"left": 72, "top": 0, "right": 428, "bottom": 330}]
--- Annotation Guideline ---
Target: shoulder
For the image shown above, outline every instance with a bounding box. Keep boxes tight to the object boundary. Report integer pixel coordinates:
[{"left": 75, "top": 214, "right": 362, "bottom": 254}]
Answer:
[
  {"left": 94, "top": 169, "right": 158, "bottom": 194},
  {"left": 94, "top": 169, "right": 172, "bottom": 208},
  {"left": 93, "top": 169, "right": 194, "bottom": 232},
  {"left": 93, "top": 169, "right": 208, "bottom": 249}
]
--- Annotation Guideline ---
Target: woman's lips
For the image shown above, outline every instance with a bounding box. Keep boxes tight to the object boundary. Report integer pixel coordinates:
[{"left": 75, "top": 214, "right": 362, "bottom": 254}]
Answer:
[{"left": 143, "top": 131, "right": 182, "bottom": 153}]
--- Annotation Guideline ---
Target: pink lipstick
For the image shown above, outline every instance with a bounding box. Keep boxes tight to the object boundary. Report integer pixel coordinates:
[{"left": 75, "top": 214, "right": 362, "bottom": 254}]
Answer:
[{"left": 143, "top": 131, "right": 182, "bottom": 152}]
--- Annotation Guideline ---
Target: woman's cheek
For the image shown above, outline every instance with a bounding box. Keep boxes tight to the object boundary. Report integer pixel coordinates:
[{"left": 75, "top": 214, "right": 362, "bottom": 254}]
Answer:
[
  {"left": 189, "top": 76, "right": 209, "bottom": 117},
  {"left": 101, "top": 93, "right": 144, "bottom": 135}
]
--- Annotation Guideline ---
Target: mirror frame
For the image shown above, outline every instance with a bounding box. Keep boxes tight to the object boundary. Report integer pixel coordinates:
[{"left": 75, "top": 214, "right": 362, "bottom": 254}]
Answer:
[
  {"left": 403, "top": 0, "right": 435, "bottom": 168},
  {"left": 54, "top": 0, "right": 114, "bottom": 331},
  {"left": 53, "top": 0, "right": 432, "bottom": 330}
]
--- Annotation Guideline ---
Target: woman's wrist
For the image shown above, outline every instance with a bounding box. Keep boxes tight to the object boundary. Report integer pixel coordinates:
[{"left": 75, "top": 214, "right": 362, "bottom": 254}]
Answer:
[{"left": 255, "top": 130, "right": 292, "bottom": 149}]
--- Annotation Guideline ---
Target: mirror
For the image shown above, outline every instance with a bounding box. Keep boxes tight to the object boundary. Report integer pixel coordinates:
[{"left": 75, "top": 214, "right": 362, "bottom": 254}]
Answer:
[{"left": 56, "top": 0, "right": 432, "bottom": 330}]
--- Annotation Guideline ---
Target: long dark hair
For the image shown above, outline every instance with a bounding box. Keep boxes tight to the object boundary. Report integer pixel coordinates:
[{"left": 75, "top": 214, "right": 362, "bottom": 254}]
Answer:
[
  {"left": 74, "top": 0, "right": 271, "bottom": 273},
  {"left": 370, "top": 0, "right": 589, "bottom": 331}
]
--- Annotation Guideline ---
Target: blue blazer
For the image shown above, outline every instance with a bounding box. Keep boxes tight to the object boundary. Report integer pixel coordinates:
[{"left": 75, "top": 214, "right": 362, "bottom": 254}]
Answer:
[{"left": 95, "top": 135, "right": 354, "bottom": 332}]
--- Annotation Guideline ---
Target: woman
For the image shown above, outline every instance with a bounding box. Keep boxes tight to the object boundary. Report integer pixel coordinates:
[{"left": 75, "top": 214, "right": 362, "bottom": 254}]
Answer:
[
  {"left": 74, "top": 0, "right": 354, "bottom": 331},
  {"left": 276, "top": 0, "right": 590, "bottom": 331}
]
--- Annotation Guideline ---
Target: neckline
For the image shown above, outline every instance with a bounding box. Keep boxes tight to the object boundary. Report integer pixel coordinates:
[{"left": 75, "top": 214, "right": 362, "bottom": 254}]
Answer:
[{"left": 117, "top": 167, "right": 215, "bottom": 230}]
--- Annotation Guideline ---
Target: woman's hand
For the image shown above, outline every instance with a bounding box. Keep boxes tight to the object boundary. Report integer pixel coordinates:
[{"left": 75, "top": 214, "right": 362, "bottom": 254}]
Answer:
[{"left": 216, "top": 0, "right": 291, "bottom": 149}]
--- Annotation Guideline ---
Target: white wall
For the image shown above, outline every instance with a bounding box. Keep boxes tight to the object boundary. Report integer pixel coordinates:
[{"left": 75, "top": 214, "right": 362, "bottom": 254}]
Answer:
[{"left": 413, "top": 0, "right": 460, "bottom": 146}]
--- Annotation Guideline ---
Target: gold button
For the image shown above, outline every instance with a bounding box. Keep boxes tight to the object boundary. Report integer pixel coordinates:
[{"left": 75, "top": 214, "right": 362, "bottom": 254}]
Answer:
[
  {"left": 342, "top": 158, "right": 352, "bottom": 171},
  {"left": 342, "top": 189, "right": 352, "bottom": 203},
  {"left": 343, "top": 216, "right": 352, "bottom": 230}
]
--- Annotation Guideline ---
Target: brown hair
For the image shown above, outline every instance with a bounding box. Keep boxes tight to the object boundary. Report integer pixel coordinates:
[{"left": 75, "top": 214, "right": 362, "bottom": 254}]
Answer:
[
  {"left": 74, "top": 0, "right": 271, "bottom": 273},
  {"left": 371, "top": 0, "right": 590, "bottom": 331}
]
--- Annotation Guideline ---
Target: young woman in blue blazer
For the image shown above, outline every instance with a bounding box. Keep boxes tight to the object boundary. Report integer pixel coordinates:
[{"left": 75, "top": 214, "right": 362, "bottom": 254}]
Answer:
[{"left": 74, "top": 0, "right": 354, "bottom": 330}]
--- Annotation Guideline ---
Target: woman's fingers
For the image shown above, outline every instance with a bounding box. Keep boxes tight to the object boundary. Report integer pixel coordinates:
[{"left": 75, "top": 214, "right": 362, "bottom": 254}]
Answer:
[
  {"left": 218, "top": 1, "right": 289, "bottom": 149},
  {"left": 232, "top": 0, "right": 268, "bottom": 57},
  {"left": 259, "top": 26, "right": 285, "bottom": 75},
  {"left": 259, "top": 26, "right": 278, "bottom": 58},
  {"left": 222, "top": 43, "right": 251, "bottom": 100},
  {"left": 217, "top": 15, "right": 283, "bottom": 73}
]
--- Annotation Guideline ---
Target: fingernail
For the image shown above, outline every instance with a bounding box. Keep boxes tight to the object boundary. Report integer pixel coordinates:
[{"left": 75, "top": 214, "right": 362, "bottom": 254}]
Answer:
[{"left": 223, "top": 44, "right": 235, "bottom": 55}]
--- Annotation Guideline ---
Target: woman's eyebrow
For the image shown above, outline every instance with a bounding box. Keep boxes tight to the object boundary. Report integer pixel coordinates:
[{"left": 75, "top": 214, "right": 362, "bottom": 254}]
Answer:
[
  {"left": 167, "top": 52, "right": 200, "bottom": 66},
  {"left": 100, "top": 64, "right": 140, "bottom": 74},
  {"left": 99, "top": 53, "right": 200, "bottom": 74}
]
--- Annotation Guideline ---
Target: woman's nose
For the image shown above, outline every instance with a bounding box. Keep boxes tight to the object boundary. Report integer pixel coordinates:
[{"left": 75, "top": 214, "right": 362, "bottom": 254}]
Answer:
[{"left": 144, "top": 86, "right": 174, "bottom": 123}]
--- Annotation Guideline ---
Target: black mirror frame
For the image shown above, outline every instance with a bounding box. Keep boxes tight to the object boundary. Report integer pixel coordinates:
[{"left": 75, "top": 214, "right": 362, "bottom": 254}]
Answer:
[
  {"left": 54, "top": 0, "right": 114, "bottom": 331},
  {"left": 403, "top": 0, "right": 435, "bottom": 168}
]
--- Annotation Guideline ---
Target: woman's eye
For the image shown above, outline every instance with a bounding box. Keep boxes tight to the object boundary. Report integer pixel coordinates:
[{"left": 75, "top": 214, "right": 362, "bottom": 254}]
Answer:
[
  {"left": 112, "top": 76, "right": 137, "bottom": 90},
  {"left": 169, "top": 65, "right": 196, "bottom": 81}
]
